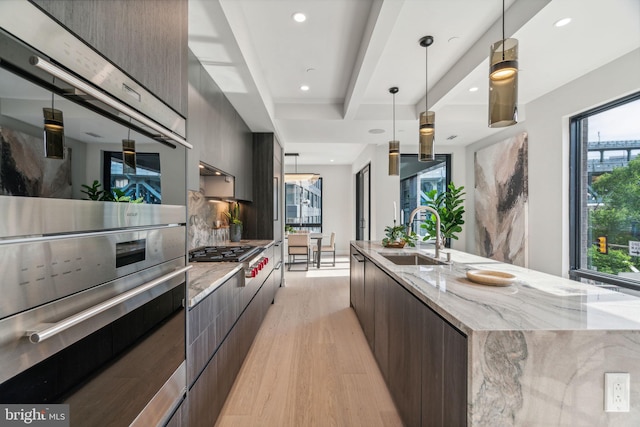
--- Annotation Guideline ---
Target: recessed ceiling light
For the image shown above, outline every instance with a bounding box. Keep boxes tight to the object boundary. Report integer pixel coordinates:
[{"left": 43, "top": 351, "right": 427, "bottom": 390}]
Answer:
[
  {"left": 292, "top": 12, "right": 306, "bottom": 23},
  {"left": 469, "top": 87, "right": 479, "bottom": 92},
  {"left": 330, "top": 159, "right": 335, "bottom": 162},
  {"left": 369, "top": 129, "right": 385, "bottom": 134},
  {"left": 300, "top": 85, "right": 310, "bottom": 91},
  {"left": 554, "top": 17, "right": 572, "bottom": 27}
]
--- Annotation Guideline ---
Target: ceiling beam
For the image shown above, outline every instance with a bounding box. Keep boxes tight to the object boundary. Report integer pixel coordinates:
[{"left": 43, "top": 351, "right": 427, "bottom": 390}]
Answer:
[{"left": 342, "top": 0, "right": 405, "bottom": 120}]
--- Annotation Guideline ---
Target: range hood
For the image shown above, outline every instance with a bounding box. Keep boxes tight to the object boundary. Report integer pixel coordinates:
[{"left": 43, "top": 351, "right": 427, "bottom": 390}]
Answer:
[{"left": 199, "top": 162, "right": 235, "bottom": 199}]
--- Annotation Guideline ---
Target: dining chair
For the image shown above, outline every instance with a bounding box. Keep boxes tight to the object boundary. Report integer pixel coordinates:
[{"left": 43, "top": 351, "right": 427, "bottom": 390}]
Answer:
[
  {"left": 313, "top": 232, "right": 336, "bottom": 267},
  {"left": 287, "top": 233, "right": 310, "bottom": 271}
]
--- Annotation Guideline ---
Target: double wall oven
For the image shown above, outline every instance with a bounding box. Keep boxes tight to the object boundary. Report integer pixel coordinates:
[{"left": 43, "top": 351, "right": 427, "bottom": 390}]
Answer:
[{"left": 0, "top": 3, "right": 190, "bottom": 426}]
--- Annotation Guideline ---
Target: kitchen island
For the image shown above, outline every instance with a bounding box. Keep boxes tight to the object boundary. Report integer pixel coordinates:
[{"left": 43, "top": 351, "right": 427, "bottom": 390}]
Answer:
[{"left": 351, "top": 241, "right": 640, "bottom": 426}]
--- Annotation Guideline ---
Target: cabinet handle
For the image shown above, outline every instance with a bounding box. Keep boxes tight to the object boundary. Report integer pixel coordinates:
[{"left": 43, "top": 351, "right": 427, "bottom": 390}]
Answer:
[
  {"left": 351, "top": 253, "right": 365, "bottom": 263},
  {"left": 30, "top": 55, "right": 192, "bottom": 149},
  {"left": 26, "top": 266, "right": 191, "bottom": 343}
]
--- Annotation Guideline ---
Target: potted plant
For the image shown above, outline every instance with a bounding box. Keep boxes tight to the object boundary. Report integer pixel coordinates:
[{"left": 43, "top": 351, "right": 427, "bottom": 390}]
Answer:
[
  {"left": 420, "top": 182, "right": 465, "bottom": 247},
  {"left": 81, "top": 180, "right": 143, "bottom": 203},
  {"left": 225, "top": 202, "right": 243, "bottom": 242},
  {"left": 382, "top": 224, "right": 417, "bottom": 248}
]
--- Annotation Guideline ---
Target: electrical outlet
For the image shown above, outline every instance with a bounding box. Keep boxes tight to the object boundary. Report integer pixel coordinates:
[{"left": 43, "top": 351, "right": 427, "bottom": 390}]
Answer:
[{"left": 605, "top": 373, "right": 630, "bottom": 412}]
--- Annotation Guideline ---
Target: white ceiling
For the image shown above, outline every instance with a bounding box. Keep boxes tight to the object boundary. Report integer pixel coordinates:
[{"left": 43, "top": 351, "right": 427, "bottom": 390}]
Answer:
[{"left": 188, "top": 0, "right": 640, "bottom": 165}]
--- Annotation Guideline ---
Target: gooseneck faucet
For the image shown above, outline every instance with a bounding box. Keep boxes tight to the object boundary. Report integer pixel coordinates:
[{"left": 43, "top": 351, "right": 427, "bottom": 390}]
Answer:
[{"left": 408, "top": 206, "right": 442, "bottom": 260}]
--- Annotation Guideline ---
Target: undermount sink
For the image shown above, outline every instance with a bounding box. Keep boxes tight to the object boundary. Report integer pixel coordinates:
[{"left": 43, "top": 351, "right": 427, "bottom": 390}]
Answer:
[{"left": 381, "top": 253, "right": 447, "bottom": 266}]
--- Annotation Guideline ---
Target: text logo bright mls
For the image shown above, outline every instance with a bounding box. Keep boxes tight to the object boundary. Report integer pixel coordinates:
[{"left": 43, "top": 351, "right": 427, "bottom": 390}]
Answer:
[{"left": 1, "top": 405, "right": 68, "bottom": 427}]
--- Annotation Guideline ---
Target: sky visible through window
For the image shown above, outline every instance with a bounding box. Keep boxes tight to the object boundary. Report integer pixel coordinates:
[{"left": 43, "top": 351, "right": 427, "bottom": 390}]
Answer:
[{"left": 588, "top": 98, "right": 640, "bottom": 142}]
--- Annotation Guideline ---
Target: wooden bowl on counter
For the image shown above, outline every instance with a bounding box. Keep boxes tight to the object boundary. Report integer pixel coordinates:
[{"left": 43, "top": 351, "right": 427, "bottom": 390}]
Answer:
[{"left": 466, "top": 270, "right": 516, "bottom": 286}]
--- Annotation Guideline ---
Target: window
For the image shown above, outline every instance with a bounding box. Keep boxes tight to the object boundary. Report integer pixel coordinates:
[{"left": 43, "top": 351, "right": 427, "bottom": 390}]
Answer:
[
  {"left": 103, "top": 151, "right": 162, "bottom": 204},
  {"left": 570, "top": 93, "right": 640, "bottom": 291},
  {"left": 284, "top": 177, "right": 322, "bottom": 232},
  {"left": 400, "top": 154, "right": 451, "bottom": 239}
]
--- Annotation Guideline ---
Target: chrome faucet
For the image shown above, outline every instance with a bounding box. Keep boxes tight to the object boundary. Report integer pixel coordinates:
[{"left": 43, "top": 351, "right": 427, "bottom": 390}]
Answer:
[{"left": 408, "top": 206, "right": 442, "bottom": 260}]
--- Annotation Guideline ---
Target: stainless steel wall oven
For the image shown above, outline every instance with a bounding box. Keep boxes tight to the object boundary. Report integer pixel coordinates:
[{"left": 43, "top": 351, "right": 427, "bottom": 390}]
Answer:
[{"left": 0, "top": 3, "right": 190, "bottom": 426}]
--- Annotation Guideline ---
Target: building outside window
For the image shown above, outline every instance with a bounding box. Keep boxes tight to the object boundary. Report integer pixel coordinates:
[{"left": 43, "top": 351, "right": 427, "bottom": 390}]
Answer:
[
  {"left": 285, "top": 177, "right": 322, "bottom": 232},
  {"left": 104, "top": 152, "right": 162, "bottom": 204},
  {"left": 400, "top": 154, "right": 450, "bottom": 239},
  {"left": 570, "top": 93, "right": 640, "bottom": 292}
]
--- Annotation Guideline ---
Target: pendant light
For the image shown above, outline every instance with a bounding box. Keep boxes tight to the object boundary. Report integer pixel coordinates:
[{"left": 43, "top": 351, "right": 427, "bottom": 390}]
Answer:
[
  {"left": 388, "top": 87, "right": 400, "bottom": 176},
  {"left": 43, "top": 78, "right": 65, "bottom": 159},
  {"left": 284, "top": 153, "right": 319, "bottom": 182},
  {"left": 418, "top": 35, "right": 435, "bottom": 162},
  {"left": 122, "top": 123, "right": 136, "bottom": 173},
  {"left": 488, "top": 0, "right": 518, "bottom": 127}
]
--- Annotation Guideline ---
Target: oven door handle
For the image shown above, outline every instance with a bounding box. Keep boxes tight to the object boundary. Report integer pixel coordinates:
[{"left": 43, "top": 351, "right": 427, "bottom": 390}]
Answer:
[{"left": 27, "top": 266, "right": 192, "bottom": 344}]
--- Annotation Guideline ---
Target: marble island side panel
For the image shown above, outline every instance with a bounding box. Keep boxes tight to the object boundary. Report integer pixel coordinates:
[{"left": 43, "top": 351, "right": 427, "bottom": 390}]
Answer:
[{"left": 351, "top": 241, "right": 640, "bottom": 425}]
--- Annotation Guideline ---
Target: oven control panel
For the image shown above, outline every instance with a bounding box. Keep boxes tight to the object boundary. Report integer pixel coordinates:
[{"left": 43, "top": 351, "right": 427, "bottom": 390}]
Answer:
[{"left": 245, "top": 256, "right": 269, "bottom": 278}]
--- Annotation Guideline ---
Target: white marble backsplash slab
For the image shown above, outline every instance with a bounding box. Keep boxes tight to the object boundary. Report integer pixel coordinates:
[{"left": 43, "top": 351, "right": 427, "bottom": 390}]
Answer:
[{"left": 188, "top": 190, "right": 226, "bottom": 250}]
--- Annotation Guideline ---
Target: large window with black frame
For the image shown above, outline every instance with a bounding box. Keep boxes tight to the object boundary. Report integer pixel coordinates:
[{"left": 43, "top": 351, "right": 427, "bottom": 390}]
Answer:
[
  {"left": 285, "top": 177, "right": 322, "bottom": 233},
  {"left": 570, "top": 93, "right": 640, "bottom": 293}
]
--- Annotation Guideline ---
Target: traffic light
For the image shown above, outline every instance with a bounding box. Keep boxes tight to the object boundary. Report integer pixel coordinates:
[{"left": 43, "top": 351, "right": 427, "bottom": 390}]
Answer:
[{"left": 597, "top": 236, "right": 608, "bottom": 254}]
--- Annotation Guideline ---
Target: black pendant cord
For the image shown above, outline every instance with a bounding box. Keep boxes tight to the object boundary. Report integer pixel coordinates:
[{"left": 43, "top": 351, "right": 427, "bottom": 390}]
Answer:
[
  {"left": 425, "top": 43, "right": 428, "bottom": 113},
  {"left": 51, "top": 76, "right": 55, "bottom": 110},
  {"left": 392, "top": 91, "right": 396, "bottom": 141}
]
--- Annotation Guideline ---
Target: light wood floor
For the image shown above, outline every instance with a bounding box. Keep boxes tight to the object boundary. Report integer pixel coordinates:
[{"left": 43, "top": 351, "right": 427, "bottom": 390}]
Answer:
[{"left": 215, "top": 257, "right": 403, "bottom": 427}]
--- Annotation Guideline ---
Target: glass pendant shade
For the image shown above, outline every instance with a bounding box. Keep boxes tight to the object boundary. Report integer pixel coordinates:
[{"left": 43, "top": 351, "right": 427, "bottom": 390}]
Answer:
[
  {"left": 122, "top": 138, "right": 137, "bottom": 173},
  {"left": 419, "top": 110, "right": 435, "bottom": 161},
  {"left": 388, "top": 140, "right": 400, "bottom": 176},
  {"left": 43, "top": 107, "right": 65, "bottom": 159},
  {"left": 489, "top": 38, "right": 518, "bottom": 127}
]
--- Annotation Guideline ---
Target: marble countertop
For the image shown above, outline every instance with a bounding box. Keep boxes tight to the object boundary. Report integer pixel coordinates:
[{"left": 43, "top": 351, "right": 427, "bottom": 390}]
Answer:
[
  {"left": 188, "top": 239, "right": 275, "bottom": 307},
  {"left": 352, "top": 241, "right": 640, "bottom": 335}
]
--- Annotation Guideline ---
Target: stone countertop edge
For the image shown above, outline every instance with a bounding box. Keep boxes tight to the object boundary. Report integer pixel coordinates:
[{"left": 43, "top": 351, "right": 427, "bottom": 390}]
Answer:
[
  {"left": 351, "top": 240, "right": 640, "bottom": 336},
  {"left": 187, "top": 239, "right": 275, "bottom": 308}
]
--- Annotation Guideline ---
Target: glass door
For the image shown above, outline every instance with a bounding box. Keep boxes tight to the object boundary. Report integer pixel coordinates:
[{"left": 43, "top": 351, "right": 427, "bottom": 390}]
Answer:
[{"left": 356, "top": 163, "right": 370, "bottom": 241}]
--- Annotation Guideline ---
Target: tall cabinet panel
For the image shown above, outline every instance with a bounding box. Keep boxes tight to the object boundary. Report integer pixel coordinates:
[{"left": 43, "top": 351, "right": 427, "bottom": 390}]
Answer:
[
  {"left": 362, "top": 258, "right": 376, "bottom": 351},
  {"left": 246, "top": 132, "right": 283, "bottom": 240},
  {"left": 186, "top": 50, "right": 253, "bottom": 199},
  {"left": 31, "top": 0, "right": 188, "bottom": 116},
  {"left": 387, "top": 277, "right": 424, "bottom": 427}
]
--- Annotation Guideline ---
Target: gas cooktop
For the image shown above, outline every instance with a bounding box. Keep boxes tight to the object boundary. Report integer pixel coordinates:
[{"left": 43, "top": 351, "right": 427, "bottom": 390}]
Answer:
[{"left": 189, "top": 245, "right": 260, "bottom": 263}]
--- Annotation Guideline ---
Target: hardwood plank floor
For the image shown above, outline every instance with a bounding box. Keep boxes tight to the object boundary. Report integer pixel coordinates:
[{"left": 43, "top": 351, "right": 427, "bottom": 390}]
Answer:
[{"left": 215, "top": 257, "right": 402, "bottom": 427}]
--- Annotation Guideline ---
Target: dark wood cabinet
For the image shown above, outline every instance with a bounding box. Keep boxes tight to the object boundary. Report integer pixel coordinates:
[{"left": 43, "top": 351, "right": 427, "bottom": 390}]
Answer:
[
  {"left": 387, "top": 270, "right": 424, "bottom": 427},
  {"left": 442, "top": 323, "right": 467, "bottom": 426},
  {"left": 187, "top": 266, "right": 275, "bottom": 425},
  {"left": 165, "top": 398, "right": 188, "bottom": 427},
  {"left": 187, "top": 51, "right": 253, "bottom": 199},
  {"left": 31, "top": 0, "right": 188, "bottom": 116},
  {"left": 362, "top": 258, "right": 376, "bottom": 350},
  {"left": 351, "top": 246, "right": 468, "bottom": 427},
  {"left": 373, "top": 263, "right": 390, "bottom": 381},
  {"left": 246, "top": 133, "right": 283, "bottom": 241},
  {"left": 422, "top": 306, "right": 445, "bottom": 426},
  {"left": 350, "top": 247, "right": 365, "bottom": 319}
]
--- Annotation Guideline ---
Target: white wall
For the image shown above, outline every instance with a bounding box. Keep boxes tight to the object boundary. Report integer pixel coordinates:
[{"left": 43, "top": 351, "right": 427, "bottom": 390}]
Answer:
[
  {"left": 285, "top": 163, "right": 353, "bottom": 255},
  {"left": 352, "top": 144, "right": 400, "bottom": 242},
  {"left": 464, "top": 48, "right": 640, "bottom": 277}
]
